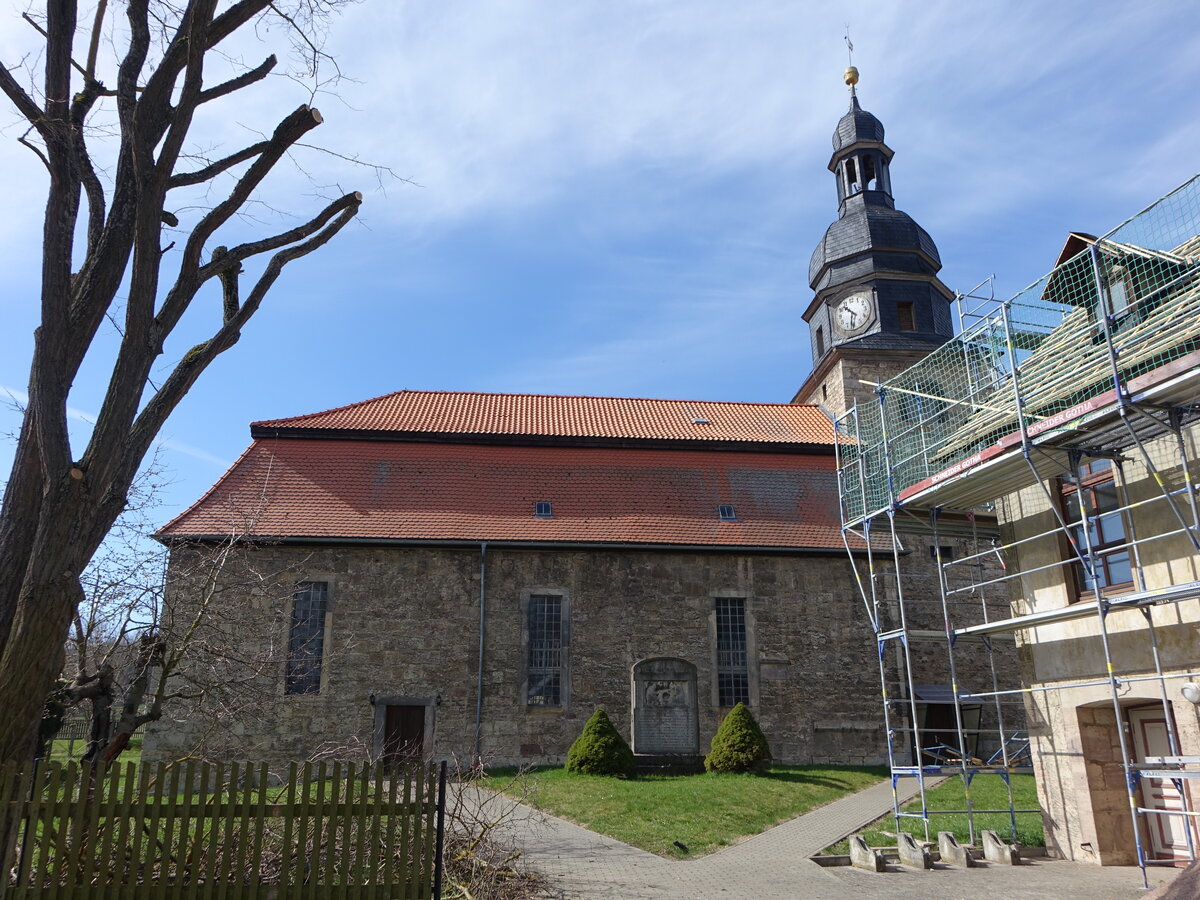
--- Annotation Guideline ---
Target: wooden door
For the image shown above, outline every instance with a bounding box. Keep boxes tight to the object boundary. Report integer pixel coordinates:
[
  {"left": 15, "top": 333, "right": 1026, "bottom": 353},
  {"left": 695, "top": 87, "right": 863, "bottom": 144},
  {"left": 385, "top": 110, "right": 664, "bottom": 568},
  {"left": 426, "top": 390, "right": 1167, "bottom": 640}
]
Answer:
[
  {"left": 1129, "top": 705, "right": 1195, "bottom": 861},
  {"left": 383, "top": 704, "right": 425, "bottom": 763}
]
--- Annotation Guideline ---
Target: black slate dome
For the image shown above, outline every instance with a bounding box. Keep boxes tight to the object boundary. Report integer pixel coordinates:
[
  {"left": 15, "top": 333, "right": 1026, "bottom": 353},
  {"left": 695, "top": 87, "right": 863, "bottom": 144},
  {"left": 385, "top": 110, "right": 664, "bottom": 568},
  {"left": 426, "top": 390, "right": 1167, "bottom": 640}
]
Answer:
[
  {"left": 808, "top": 202, "right": 941, "bottom": 290},
  {"left": 833, "top": 96, "right": 885, "bottom": 152}
]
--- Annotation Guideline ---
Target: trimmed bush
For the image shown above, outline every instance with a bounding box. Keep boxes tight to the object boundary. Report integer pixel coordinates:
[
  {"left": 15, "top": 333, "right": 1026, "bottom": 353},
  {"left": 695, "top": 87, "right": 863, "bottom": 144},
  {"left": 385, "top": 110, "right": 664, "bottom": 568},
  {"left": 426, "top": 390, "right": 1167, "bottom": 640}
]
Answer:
[
  {"left": 705, "top": 702, "right": 771, "bottom": 774},
  {"left": 566, "top": 708, "right": 636, "bottom": 778}
]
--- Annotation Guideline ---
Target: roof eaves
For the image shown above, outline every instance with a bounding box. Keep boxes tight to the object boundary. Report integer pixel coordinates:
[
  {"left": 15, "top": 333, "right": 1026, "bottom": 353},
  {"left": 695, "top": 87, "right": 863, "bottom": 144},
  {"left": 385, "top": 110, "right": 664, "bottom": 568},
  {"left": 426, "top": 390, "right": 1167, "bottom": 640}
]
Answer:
[
  {"left": 154, "top": 534, "right": 863, "bottom": 556},
  {"left": 244, "top": 426, "right": 837, "bottom": 453}
]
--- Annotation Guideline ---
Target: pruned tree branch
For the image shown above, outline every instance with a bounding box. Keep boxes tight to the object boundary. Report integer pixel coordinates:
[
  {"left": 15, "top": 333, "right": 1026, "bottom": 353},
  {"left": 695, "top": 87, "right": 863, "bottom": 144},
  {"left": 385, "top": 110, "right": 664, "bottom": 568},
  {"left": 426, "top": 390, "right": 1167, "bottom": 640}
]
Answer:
[
  {"left": 130, "top": 190, "right": 361, "bottom": 456},
  {"left": 169, "top": 140, "right": 271, "bottom": 188},
  {"left": 0, "top": 61, "right": 52, "bottom": 135},
  {"left": 199, "top": 186, "right": 360, "bottom": 276},
  {"left": 198, "top": 54, "right": 276, "bottom": 104}
]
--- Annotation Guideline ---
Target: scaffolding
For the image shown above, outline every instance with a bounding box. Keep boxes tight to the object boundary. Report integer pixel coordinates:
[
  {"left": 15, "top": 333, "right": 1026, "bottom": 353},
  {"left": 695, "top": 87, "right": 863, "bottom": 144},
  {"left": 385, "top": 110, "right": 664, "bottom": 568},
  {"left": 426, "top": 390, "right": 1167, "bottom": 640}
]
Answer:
[{"left": 835, "top": 173, "right": 1200, "bottom": 885}]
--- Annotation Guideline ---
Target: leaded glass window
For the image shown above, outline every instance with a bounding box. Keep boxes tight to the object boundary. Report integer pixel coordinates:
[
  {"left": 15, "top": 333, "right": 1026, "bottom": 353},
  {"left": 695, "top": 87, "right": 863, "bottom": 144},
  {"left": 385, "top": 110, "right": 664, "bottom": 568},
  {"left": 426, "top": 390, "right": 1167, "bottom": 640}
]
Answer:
[
  {"left": 527, "top": 595, "right": 563, "bottom": 706},
  {"left": 286, "top": 581, "right": 328, "bottom": 695},
  {"left": 716, "top": 598, "right": 749, "bottom": 707}
]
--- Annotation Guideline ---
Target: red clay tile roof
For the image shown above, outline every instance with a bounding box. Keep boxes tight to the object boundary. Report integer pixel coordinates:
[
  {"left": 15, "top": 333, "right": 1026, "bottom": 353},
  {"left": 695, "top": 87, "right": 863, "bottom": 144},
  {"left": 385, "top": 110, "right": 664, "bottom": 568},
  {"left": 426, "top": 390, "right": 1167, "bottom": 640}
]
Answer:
[
  {"left": 251, "top": 390, "right": 835, "bottom": 446},
  {"left": 158, "top": 440, "right": 850, "bottom": 550}
]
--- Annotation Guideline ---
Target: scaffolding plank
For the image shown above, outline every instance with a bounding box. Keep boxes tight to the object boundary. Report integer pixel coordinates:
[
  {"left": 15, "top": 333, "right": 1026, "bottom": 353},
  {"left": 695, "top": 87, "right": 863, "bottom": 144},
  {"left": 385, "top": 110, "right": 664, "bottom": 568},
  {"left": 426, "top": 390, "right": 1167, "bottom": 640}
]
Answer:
[{"left": 955, "top": 579, "right": 1200, "bottom": 637}]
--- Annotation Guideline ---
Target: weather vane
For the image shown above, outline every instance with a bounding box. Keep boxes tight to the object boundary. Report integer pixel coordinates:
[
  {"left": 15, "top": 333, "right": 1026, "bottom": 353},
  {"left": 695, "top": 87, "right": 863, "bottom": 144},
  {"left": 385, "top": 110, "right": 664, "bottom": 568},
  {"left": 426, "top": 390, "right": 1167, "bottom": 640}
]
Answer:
[{"left": 843, "top": 25, "right": 859, "bottom": 96}]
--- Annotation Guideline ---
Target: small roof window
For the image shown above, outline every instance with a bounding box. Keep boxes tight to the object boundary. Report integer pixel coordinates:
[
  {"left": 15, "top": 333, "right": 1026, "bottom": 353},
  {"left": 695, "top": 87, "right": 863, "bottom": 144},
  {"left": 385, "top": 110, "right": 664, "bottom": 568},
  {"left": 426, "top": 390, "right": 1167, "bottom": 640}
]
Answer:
[
  {"left": 692, "top": 417, "right": 711, "bottom": 425},
  {"left": 534, "top": 501, "right": 553, "bottom": 518},
  {"left": 717, "top": 505, "right": 737, "bottom": 522}
]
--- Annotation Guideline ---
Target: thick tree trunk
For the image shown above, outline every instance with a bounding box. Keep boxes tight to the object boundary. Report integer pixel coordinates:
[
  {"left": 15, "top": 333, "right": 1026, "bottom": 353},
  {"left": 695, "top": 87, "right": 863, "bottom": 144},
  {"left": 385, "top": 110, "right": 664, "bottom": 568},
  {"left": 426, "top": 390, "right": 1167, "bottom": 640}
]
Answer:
[
  {"left": 0, "top": 0, "right": 362, "bottom": 766},
  {"left": 0, "top": 578, "right": 78, "bottom": 762}
]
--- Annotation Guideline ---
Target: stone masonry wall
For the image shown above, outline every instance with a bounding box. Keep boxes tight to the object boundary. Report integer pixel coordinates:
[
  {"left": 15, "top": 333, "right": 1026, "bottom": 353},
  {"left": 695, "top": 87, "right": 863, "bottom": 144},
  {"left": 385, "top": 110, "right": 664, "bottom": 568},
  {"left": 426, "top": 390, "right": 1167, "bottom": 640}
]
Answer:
[{"left": 143, "top": 544, "right": 889, "bottom": 768}]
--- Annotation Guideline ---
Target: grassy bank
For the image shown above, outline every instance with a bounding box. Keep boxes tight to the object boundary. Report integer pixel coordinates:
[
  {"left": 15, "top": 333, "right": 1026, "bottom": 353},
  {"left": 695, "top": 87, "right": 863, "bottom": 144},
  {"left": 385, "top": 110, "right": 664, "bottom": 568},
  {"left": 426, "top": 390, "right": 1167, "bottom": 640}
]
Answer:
[
  {"left": 484, "top": 764, "right": 888, "bottom": 857},
  {"left": 823, "top": 773, "right": 1042, "bottom": 853}
]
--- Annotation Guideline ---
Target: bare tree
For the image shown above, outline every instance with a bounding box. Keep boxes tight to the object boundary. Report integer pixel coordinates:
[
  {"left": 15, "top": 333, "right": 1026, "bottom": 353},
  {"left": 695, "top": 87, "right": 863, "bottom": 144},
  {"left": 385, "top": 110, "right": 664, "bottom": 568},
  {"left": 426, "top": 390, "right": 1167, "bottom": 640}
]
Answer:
[
  {"left": 47, "top": 453, "right": 172, "bottom": 762},
  {"left": 38, "top": 454, "right": 319, "bottom": 764},
  {"left": 67, "top": 534, "right": 302, "bottom": 764},
  {"left": 0, "top": 0, "right": 364, "bottom": 763}
]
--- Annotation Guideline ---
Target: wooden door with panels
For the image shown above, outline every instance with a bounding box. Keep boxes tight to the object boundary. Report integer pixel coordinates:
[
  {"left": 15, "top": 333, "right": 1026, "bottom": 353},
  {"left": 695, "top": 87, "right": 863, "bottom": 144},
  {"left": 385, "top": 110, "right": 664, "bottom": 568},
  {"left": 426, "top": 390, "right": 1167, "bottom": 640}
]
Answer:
[
  {"left": 1129, "top": 705, "right": 1197, "bottom": 862},
  {"left": 383, "top": 704, "right": 426, "bottom": 764}
]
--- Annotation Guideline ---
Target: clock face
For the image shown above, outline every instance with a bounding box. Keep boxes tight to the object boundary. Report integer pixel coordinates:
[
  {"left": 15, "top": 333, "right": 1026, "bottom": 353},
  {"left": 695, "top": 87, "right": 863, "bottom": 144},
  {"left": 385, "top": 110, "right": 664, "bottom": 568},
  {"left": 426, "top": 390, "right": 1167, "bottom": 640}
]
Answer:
[{"left": 835, "top": 293, "right": 873, "bottom": 335}]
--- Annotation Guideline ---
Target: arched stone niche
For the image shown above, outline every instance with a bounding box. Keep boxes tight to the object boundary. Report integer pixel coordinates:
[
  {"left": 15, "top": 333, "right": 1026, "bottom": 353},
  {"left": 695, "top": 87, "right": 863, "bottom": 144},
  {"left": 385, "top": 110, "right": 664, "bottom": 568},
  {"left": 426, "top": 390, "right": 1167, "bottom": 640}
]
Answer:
[{"left": 631, "top": 657, "right": 699, "bottom": 755}]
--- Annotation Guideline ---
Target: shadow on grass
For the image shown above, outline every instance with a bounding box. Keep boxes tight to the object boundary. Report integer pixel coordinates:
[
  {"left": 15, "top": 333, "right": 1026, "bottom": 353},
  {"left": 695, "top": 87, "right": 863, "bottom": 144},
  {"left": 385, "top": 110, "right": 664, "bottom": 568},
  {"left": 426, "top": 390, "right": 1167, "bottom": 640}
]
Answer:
[{"left": 761, "top": 765, "right": 889, "bottom": 788}]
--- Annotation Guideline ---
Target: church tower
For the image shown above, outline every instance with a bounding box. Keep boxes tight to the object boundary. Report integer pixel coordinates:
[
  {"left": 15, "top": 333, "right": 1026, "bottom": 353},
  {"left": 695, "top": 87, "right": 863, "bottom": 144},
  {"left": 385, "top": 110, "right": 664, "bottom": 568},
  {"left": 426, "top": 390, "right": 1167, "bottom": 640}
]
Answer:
[{"left": 792, "top": 68, "right": 954, "bottom": 417}]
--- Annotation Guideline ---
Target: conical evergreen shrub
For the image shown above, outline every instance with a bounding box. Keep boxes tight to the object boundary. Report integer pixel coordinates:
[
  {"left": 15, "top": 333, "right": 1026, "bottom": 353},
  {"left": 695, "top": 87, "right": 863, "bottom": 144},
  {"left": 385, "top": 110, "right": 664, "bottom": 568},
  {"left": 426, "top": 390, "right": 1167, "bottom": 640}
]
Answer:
[
  {"left": 704, "top": 702, "right": 772, "bottom": 774},
  {"left": 565, "top": 708, "right": 636, "bottom": 778}
]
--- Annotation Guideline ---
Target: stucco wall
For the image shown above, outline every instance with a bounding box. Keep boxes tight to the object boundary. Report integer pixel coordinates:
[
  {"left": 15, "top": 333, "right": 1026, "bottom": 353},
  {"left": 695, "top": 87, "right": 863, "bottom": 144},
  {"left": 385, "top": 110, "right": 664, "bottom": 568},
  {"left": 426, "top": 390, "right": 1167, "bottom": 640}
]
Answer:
[{"left": 999, "top": 423, "right": 1200, "bottom": 864}]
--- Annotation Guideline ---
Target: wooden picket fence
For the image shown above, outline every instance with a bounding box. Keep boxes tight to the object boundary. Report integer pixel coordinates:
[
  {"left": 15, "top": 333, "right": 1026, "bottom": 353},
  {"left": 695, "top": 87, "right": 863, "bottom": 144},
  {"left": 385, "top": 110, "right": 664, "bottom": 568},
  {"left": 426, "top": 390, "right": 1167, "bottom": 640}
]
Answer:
[{"left": 0, "top": 758, "right": 446, "bottom": 898}]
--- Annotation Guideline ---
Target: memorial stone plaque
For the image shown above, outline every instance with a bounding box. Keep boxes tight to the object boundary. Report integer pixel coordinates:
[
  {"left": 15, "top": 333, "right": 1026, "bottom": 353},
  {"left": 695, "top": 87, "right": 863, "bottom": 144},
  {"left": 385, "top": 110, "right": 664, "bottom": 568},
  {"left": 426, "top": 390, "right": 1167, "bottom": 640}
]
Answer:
[{"left": 632, "top": 658, "right": 699, "bottom": 754}]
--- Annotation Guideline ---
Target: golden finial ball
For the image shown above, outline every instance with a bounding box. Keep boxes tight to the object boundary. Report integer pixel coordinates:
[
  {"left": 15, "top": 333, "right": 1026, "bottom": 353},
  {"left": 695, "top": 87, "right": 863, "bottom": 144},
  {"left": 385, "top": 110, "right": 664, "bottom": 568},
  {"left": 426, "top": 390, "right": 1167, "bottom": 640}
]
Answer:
[{"left": 844, "top": 66, "right": 859, "bottom": 86}]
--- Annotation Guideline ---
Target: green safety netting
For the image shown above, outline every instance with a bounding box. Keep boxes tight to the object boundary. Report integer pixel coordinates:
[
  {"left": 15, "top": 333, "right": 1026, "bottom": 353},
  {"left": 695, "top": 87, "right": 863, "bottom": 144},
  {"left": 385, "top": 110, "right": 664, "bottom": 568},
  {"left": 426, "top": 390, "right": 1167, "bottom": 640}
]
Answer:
[{"left": 838, "top": 174, "right": 1200, "bottom": 525}]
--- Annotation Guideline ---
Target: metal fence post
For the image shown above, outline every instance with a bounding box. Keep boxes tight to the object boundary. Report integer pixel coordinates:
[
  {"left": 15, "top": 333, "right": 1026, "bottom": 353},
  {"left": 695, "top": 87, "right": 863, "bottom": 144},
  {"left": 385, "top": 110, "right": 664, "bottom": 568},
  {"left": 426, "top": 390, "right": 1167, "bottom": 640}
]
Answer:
[{"left": 433, "top": 760, "right": 447, "bottom": 900}]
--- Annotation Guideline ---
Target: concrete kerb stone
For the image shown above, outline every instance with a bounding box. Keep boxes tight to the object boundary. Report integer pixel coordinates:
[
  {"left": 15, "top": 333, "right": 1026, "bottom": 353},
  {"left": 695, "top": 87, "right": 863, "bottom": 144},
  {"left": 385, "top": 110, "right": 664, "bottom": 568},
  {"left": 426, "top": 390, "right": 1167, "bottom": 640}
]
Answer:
[
  {"left": 938, "top": 831, "right": 976, "bottom": 867},
  {"left": 850, "top": 834, "right": 887, "bottom": 872},
  {"left": 475, "top": 778, "right": 1184, "bottom": 900},
  {"left": 897, "top": 831, "right": 933, "bottom": 869},
  {"left": 982, "top": 828, "right": 1021, "bottom": 865}
]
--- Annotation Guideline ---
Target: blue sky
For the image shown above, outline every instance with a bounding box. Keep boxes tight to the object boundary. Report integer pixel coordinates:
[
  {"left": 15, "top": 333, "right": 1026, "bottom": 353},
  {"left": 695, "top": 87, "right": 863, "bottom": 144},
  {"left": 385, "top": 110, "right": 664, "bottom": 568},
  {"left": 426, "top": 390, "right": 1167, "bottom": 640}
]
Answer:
[{"left": 2, "top": 0, "right": 1200, "bottom": 528}]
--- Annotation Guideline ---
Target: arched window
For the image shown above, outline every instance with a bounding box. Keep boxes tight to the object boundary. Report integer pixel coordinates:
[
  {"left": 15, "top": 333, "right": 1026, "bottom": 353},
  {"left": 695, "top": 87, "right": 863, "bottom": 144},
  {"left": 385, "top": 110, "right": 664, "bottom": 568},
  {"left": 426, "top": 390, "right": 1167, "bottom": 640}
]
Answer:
[{"left": 861, "top": 154, "right": 877, "bottom": 191}]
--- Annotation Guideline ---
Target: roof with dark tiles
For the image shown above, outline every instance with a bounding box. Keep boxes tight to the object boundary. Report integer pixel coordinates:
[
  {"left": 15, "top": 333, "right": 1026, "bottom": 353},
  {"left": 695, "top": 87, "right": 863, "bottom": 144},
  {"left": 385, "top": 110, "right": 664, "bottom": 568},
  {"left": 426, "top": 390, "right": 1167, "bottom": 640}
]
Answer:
[
  {"left": 833, "top": 96, "right": 885, "bottom": 152},
  {"left": 809, "top": 201, "right": 941, "bottom": 289}
]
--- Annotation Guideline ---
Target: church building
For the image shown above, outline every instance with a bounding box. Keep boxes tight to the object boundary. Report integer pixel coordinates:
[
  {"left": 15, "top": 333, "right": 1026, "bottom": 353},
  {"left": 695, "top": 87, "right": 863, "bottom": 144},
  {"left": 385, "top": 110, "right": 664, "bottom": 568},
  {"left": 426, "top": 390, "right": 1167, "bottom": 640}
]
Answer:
[{"left": 145, "top": 81, "right": 968, "bottom": 769}]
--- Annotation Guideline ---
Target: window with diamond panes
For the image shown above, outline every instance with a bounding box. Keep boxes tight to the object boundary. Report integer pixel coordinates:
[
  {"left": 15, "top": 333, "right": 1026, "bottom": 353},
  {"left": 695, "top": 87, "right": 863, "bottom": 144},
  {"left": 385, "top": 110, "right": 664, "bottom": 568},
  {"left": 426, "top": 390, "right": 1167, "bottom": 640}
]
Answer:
[
  {"left": 285, "top": 581, "right": 328, "bottom": 695},
  {"left": 527, "top": 595, "right": 563, "bottom": 706},
  {"left": 715, "top": 598, "right": 749, "bottom": 706}
]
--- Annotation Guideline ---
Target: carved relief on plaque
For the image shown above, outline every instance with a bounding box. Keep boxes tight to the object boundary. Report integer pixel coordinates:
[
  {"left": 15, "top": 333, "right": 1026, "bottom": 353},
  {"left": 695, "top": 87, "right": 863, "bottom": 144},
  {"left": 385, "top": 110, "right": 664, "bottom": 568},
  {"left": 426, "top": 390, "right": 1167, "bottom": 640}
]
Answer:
[{"left": 646, "top": 680, "right": 683, "bottom": 707}]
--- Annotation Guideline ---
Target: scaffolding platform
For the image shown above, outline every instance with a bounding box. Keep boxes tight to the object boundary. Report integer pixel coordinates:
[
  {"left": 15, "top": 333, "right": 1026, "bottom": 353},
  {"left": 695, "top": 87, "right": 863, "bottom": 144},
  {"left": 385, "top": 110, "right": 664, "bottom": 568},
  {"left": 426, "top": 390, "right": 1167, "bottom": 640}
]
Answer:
[{"left": 892, "top": 350, "right": 1200, "bottom": 517}]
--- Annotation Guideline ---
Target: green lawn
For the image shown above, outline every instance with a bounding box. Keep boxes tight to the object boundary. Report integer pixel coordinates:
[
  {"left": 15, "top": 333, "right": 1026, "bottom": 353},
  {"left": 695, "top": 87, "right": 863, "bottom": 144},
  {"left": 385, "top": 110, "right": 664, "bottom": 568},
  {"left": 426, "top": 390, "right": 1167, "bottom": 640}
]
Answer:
[
  {"left": 484, "top": 765, "right": 888, "bottom": 857},
  {"left": 824, "top": 773, "right": 1043, "bottom": 854},
  {"left": 48, "top": 734, "right": 143, "bottom": 765}
]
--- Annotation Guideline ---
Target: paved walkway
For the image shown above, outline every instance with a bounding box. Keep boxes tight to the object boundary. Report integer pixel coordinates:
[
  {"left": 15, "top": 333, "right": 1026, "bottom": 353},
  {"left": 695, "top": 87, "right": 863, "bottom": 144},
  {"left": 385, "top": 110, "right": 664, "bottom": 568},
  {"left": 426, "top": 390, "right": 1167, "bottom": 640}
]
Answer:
[{"left": 466, "top": 777, "right": 1181, "bottom": 899}]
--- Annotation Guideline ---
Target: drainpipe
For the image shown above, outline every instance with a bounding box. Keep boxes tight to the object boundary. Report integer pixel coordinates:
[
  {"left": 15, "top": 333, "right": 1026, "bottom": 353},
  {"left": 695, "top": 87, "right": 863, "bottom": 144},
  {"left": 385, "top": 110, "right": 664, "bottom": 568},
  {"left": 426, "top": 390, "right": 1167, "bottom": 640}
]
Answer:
[{"left": 474, "top": 542, "right": 488, "bottom": 765}]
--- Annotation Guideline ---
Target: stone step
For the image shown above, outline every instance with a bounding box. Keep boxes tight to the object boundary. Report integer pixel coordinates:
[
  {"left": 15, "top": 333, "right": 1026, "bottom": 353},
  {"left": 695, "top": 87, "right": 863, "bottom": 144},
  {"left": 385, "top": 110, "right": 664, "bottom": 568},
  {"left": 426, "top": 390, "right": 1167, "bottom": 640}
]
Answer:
[{"left": 634, "top": 754, "right": 705, "bottom": 776}]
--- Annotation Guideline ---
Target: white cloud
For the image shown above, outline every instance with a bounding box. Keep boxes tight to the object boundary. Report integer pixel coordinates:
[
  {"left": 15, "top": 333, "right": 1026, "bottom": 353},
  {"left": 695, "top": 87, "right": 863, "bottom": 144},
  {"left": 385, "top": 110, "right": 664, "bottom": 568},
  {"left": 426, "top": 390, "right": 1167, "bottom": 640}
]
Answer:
[{"left": 310, "top": 0, "right": 1200, "bottom": 233}]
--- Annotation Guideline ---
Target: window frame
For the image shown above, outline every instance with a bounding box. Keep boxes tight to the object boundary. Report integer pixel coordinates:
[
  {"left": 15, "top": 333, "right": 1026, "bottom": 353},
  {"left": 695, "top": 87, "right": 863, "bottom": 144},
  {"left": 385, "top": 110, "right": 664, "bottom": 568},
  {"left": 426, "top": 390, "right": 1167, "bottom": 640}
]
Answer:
[
  {"left": 1059, "top": 460, "right": 1135, "bottom": 602},
  {"left": 522, "top": 591, "right": 569, "bottom": 709},
  {"left": 285, "top": 580, "right": 331, "bottom": 696},
  {"left": 714, "top": 597, "right": 750, "bottom": 708}
]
